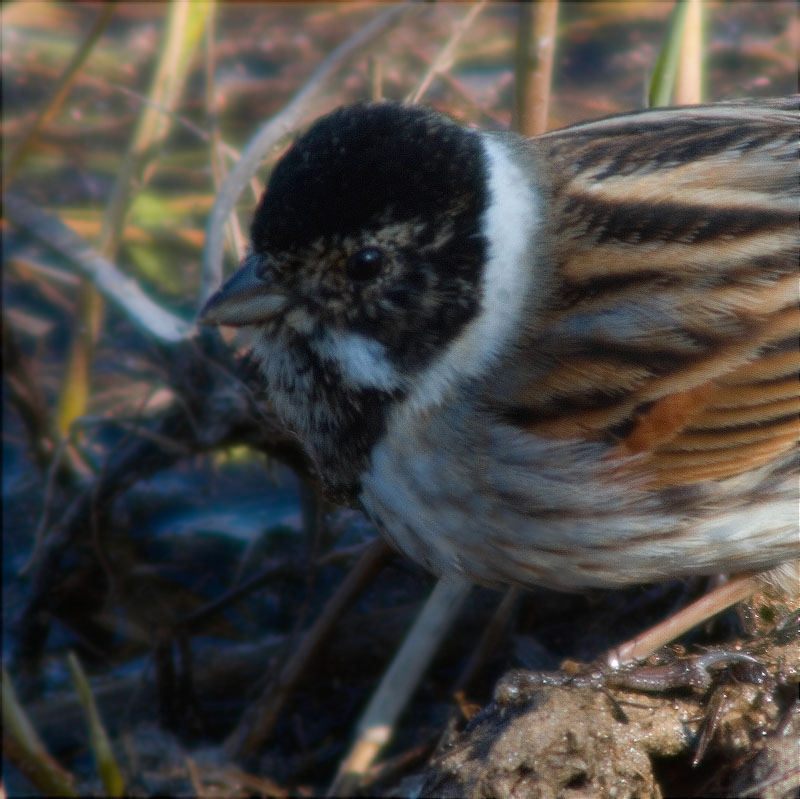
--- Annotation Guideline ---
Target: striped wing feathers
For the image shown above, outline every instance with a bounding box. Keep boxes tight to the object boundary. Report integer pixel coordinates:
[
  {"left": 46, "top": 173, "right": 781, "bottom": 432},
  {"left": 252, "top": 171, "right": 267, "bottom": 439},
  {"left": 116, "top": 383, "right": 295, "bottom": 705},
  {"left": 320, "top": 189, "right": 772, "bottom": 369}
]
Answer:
[{"left": 512, "top": 98, "right": 799, "bottom": 486}]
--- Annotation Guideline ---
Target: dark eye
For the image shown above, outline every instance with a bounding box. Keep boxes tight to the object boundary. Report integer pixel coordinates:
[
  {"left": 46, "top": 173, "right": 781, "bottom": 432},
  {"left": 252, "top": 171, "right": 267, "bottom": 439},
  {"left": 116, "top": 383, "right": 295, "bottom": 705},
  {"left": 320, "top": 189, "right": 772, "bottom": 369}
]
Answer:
[{"left": 347, "top": 247, "right": 384, "bottom": 281}]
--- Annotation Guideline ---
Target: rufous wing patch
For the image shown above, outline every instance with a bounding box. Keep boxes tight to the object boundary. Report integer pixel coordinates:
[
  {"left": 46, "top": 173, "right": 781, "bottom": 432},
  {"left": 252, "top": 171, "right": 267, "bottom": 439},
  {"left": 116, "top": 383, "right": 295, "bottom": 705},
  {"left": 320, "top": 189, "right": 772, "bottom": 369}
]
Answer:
[{"left": 622, "top": 382, "right": 718, "bottom": 454}]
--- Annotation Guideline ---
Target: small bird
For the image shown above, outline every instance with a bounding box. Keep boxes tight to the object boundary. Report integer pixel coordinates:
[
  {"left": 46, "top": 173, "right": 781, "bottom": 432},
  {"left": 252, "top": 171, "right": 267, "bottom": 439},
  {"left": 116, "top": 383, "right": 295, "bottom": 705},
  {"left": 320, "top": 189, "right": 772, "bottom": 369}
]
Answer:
[{"left": 201, "top": 99, "right": 799, "bottom": 648}]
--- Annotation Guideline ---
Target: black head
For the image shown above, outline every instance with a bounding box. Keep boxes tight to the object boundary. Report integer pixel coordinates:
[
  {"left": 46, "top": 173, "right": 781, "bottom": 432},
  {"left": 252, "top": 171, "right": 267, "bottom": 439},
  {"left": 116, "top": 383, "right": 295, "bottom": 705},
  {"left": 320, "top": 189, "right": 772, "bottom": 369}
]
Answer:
[
  {"left": 199, "top": 103, "right": 493, "bottom": 499},
  {"left": 246, "top": 101, "right": 490, "bottom": 372}
]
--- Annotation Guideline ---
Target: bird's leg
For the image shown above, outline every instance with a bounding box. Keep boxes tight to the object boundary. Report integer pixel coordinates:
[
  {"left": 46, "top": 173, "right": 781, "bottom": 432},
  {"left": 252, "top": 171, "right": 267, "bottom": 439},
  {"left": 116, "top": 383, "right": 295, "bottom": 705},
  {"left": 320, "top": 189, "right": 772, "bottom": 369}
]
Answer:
[
  {"left": 606, "top": 573, "right": 763, "bottom": 667},
  {"left": 494, "top": 572, "right": 781, "bottom": 705}
]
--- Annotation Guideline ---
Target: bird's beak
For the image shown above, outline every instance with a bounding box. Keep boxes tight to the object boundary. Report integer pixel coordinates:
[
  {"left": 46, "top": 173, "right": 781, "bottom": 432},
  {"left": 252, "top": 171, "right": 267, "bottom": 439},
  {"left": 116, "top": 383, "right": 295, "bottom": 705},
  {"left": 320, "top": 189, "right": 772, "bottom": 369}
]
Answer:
[{"left": 199, "top": 253, "right": 287, "bottom": 327}]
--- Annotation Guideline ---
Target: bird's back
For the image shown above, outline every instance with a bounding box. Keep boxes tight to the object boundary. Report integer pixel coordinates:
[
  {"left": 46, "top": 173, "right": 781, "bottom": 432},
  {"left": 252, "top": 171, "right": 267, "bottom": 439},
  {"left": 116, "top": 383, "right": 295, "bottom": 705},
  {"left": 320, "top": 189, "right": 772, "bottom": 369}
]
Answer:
[{"left": 502, "top": 97, "right": 799, "bottom": 488}]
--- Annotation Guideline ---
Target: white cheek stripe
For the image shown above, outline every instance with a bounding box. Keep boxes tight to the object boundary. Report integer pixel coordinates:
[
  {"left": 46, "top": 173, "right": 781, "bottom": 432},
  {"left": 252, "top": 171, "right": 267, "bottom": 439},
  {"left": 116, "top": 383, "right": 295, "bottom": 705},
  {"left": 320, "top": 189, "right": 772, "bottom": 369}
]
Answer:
[
  {"left": 404, "top": 134, "right": 539, "bottom": 413},
  {"left": 320, "top": 328, "right": 404, "bottom": 391},
  {"left": 263, "top": 136, "right": 538, "bottom": 400}
]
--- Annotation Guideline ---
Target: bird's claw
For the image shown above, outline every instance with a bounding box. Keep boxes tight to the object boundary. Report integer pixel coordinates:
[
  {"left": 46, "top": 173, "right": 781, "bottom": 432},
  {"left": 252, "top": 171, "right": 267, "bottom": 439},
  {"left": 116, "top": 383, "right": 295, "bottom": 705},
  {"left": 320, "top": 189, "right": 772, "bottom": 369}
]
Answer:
[{"left": 494, "top": 649, "right": 767, "bottom": 705}]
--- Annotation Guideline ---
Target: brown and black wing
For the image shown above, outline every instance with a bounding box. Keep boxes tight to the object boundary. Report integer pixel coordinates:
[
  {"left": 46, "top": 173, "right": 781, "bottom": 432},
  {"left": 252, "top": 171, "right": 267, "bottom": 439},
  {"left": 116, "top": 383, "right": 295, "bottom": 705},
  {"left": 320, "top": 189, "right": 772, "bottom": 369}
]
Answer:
[{"left": 508, "top": 97, "right": 799, "bottom": 487}]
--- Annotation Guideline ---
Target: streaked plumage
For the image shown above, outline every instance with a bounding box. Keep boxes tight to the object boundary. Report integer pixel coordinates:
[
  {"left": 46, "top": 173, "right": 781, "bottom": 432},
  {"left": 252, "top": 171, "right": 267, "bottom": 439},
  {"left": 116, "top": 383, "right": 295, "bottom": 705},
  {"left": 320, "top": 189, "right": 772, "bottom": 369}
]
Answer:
[{"left": 201, "top": 98, "right": 799, "bottom": 597}]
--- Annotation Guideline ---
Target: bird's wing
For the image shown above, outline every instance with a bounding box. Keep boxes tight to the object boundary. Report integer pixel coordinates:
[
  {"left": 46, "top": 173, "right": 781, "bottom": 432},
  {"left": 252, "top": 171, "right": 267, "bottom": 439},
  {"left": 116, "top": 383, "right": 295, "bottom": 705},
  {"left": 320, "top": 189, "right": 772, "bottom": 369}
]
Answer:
[{"left": 499, "top": 97, "right": 799, "bottom": 487}]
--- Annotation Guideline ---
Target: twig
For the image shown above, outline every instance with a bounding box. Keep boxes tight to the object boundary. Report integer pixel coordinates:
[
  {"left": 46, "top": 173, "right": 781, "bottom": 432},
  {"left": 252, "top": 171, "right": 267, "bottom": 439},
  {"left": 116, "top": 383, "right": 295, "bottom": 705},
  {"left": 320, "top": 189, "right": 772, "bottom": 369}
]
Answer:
[
  {"left": 25, "top": 638, "right": 285, "bottom": 754},
  {"left": 406, "top": 0, "right": 489, "bottom": 105},
  {"left": 328, "top": 576, "right": 472, "bottom": 797},
  {"left": 205, "top": 7, "right": 246, "bottom": 259},
  {"left": 674, "top": 0, "right": 703, "bottom": 104},
  {"left": 314, "top": 539, "right": 376, "bottom": 567},
  {"left": 107, "top": 82, "right": 242, "bottom": 164},
  {"left": 178, "top": 560, "right": 288, "bottom": 632},
  {"left": 185, "top": 757, "right": 204, "bottom": 797},
  {"left": 437, "top": 69, "right": 511, "bottom": 126},
  {"left": 97, "top": 419, "right": 195, "bottom": 457},
  {"left": 21, "top": 437, "right": 69, "bottom": 576},
  {"left": 200, "top": 2, "right": 416, "bottom": 305},
  {"left": 742, "top": 766, "right": 800, "bottom": 798},
  {"left": 67, "top": 652, "right": 126, "bottom": 797},
  {"left": 363, "top": 739, "right": 437, "bottom": 791},
  {"left": 607, "top": 574, "right": 763, "bottom": 666},
  {"left": 513, "top": 0, "right": 558, "bottom": 136},
  {"left": 2, "top": 666, "right": 79, "bottom": 797},
  {"left": 1, "top": 318, "right": 61, "bottom": 470},
  {"left": 4, "top": 194, "right": 191, "bottom": 343},
  {"left": 224, "top": 538, "right": 393, "bottom": 758},
  {"left": 11, "top": 343, "right": 310, "bottom": 695},
  {"left": 453, "top": 586, "right": 521, "bottom": 693},
  {"left": 2, "top": 2, "right": 116, "bottom": 192},
  {"left": 99, "top": 0, "right": 211, "bottom": 259}
]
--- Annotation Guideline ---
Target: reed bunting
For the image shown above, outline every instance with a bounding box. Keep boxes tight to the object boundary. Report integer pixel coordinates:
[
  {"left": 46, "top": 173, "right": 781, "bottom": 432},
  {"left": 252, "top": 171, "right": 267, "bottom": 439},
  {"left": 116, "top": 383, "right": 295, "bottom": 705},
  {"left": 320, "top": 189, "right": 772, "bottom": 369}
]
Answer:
[{"left": 201, "top": 99, "right": 799, "bottom": 643}]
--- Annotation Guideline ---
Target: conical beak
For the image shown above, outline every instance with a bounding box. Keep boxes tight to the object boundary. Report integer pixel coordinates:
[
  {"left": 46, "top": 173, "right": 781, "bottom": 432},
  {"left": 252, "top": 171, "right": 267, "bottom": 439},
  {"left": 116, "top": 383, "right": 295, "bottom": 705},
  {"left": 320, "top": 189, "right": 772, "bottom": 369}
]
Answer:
[{"left": 199, "top": 253, "right": 287, "bottom": 327}]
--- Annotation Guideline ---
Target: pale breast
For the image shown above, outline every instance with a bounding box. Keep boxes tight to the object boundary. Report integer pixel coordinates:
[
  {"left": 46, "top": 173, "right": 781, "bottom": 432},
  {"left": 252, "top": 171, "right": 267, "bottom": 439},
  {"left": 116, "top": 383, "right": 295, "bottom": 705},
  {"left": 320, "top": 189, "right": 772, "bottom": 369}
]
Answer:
[{"left": 360, "top": 387, "right": 799, "bottom": 591}]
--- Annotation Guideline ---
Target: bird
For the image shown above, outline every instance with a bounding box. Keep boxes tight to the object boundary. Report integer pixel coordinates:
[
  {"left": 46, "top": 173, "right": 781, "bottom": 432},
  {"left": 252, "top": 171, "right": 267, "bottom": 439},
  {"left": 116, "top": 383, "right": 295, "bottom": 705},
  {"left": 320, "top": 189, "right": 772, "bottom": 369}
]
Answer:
[{"left": 200, "top": 98, "right": 799, "bottom": 658}]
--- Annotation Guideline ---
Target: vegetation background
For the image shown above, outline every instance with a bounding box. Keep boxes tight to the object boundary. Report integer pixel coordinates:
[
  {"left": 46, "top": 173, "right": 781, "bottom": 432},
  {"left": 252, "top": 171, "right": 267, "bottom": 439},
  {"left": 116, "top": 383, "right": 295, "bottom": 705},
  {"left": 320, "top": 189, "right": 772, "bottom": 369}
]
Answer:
[{"left": 2, "top": 2, "right": 797, "bottom": 796}]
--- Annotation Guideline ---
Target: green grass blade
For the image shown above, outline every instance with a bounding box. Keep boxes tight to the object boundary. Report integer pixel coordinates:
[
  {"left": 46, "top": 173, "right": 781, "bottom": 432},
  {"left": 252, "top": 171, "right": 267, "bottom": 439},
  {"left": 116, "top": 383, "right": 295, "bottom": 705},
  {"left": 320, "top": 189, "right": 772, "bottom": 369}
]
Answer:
[
  {"left": 67, "top": 652, "right": 126, "bottom": 797},
  {"left": 649, "top": 0, "right": 689, "bottom": 108}
]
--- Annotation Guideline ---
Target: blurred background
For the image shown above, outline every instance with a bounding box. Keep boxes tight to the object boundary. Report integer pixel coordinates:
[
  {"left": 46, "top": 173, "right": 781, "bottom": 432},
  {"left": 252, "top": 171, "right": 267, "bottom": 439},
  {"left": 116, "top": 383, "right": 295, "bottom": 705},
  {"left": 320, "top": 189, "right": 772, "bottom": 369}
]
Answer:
[{"left": 2, "top": 2, "right": 797, "bottom": 796}]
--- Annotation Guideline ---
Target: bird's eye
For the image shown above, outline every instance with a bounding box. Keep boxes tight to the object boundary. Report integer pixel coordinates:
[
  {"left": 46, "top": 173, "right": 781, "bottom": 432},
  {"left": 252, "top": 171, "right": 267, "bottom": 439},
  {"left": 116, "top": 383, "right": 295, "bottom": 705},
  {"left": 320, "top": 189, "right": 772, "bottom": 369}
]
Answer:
[{"left": 347, "top": 247, "right": 384, "bottom": 281}]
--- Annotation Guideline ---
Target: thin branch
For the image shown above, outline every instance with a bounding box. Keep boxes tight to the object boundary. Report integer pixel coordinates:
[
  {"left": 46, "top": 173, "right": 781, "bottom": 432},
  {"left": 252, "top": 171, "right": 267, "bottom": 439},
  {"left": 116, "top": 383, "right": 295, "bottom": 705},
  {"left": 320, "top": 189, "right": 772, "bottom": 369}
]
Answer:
[
  {"left": 328, "top": 576, "right": 472, "bottom": 796},
  {"left": 2, "top": 665, "right": 79, "bottom": 797},
  {"left": 513, "top": 0, "right": 559, "bottom": 136},
  {"left": 224, "top": 538, "right": 393, "bottom": 758},
  {"left": 674, "top": 0, "right": 704, "bottom": 104},
  {"left": 108, "top": 82, "right": 241, "bottom": 162},
  {"left": 5, "top": 194, "right": 191, "bottom": 342},
  {"left": 204, "top": 7, "right": 246, "bottom": 260},
  {"left": 453, "top": 585, "right": 521, "bottom": 693},
  {"left": 406, "top": 0, "right": 489, "bottom": 105},
  {"left": 1, "top": 318, "right": 61, "bottom": 470},
  {"left": 21, "top": 438, "right": 69, "bottom": 576},
  {"left": 99, "top": 0, "right": 211, "bottom": 259},
  {"left": 2, "top": 2, "right": 116, "bottom": 192}
]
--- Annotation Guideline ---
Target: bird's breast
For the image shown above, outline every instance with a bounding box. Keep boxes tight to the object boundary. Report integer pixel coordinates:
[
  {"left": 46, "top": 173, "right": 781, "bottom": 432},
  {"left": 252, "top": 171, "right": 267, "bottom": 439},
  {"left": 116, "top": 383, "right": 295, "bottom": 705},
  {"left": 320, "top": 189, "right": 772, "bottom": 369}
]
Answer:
[{"left": 360, "top": 392, "right": 799, "bottom": 591}]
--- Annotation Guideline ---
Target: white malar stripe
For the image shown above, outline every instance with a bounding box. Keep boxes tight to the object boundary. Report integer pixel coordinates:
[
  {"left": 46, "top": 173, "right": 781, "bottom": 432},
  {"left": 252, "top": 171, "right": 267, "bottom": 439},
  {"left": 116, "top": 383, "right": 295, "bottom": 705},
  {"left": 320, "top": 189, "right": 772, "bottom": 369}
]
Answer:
[
  {"left": 318, "top": 328, "right": 404, "bottom": 392},
  {"left": 404, "top": 134, "right": 540, "bottom": 413}
]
